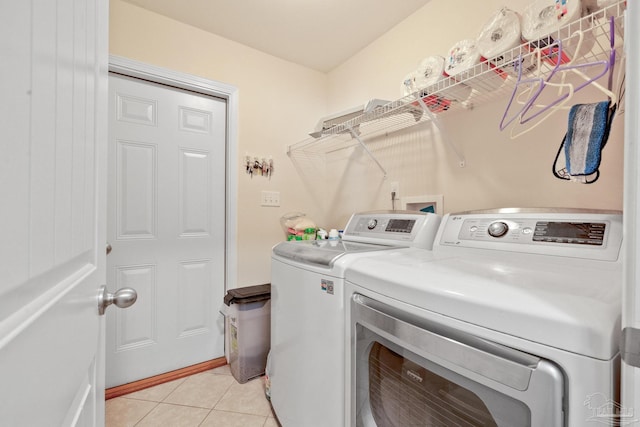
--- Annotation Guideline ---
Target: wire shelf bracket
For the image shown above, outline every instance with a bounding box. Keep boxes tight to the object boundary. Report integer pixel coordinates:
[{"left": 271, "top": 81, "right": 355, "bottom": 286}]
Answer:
[
  {"left": 414, "top": 96, "right": 466, "bottom": 167},
  {"left": 347, "top": 125, "right": 388, "bottom": 178}
]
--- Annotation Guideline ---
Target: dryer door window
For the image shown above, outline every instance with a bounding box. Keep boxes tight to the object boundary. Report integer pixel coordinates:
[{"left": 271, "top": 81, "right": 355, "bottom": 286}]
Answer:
[
  {"left": 368, "top": 342, "right": 503, "bottom": 426},
  {"left": 351, "top": 294, "right": 565, "bottom": 427}
]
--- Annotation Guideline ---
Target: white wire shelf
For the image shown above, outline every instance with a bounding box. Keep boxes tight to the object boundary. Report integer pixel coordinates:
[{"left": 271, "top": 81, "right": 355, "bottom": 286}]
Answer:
[{"left": 287, "top": 0, "right": 626, "bottom": 170}]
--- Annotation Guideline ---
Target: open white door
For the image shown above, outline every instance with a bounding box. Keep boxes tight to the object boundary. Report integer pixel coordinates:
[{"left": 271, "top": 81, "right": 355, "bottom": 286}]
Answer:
[
  {"left": 0, "top": 0, "right": 113, "bottom": 425},
  {"left": 622, "top": 0, "right": 640, "bottom": 423}
]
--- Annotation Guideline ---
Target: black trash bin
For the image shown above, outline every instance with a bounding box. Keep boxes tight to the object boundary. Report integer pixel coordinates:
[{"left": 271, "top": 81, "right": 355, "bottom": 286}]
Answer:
[{"left": 223, "top": 284, "right": 271, "bottom": 383}]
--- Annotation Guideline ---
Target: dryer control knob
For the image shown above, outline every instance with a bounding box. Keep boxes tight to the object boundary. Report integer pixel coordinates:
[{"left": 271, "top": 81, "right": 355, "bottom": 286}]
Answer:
[
  {"left": 367, "top": 219, "right": 378, "bottom": 230},
  {"left": 488, "top": 221, "right": 509, "bottom": 238}
]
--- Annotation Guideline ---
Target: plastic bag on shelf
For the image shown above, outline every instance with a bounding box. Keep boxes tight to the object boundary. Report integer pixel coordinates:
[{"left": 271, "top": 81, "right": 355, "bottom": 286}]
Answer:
[{"left": 280, "top": 212, "right": 317, "bottom": 241}]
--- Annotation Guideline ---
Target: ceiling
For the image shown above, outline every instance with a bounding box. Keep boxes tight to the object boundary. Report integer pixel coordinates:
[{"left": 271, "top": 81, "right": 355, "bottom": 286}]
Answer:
[{"left": 121, "top": 0, "right": 431, "bottom": 73}]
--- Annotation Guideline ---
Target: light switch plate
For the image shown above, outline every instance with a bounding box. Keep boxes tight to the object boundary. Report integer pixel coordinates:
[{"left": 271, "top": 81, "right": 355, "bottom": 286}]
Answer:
[{"left": 261, "top": 190, "right": 280, "bottom": 207}]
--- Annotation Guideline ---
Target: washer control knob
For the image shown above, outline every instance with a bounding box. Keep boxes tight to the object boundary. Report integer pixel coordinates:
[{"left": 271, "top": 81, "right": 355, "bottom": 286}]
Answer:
[
  {"left": 367, "top": 219, "right": 378, "bottom": 230},
  {"left": 487, "top": 221, "right": 509, "bottom": 238}
]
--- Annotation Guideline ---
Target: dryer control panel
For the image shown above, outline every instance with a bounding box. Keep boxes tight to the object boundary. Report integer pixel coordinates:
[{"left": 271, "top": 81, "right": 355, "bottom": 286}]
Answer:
[
  {"left": 460, "top": 218, "right": 606, "bottom": 246},
  {"left": 437, "top": 209, "right": 623, "bottom": 261}
]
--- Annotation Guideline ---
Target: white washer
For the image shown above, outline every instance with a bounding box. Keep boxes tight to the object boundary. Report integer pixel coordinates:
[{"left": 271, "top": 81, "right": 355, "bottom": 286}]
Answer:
[
  {"left": 345, "top": 208, "right": 623, "bottom": 427},
  {"left": 270, "top": 211, "right": 441, "bottom": 427}
]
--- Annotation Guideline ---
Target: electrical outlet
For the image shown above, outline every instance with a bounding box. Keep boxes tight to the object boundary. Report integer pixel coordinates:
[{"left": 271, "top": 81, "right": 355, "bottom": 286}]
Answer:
[
  {"left": 261, "top": 190, "right": 280, "bottom": 207},
  {"left": 390, "top": 181, "right": 399, "bottom": 196}
]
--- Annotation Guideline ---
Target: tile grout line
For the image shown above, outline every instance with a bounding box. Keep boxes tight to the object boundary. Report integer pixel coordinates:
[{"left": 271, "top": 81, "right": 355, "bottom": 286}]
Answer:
[
  {"left": 164, "top": 369, "right": 236, "bottom": 426},
  {"left": 124, "top": 396, "right": 220, "bottom": 411},
  {"left": 132, "top": 401, "right": 161, "bottom": 427}
]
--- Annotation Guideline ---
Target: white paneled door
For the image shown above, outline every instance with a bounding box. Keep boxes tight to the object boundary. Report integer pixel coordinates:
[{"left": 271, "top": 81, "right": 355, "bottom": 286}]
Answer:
[
  {"left": 0, "top": 0, "right": 108, "bottom": 425},
  {"left": 106, "top": 74, "right": 227, "bottom": 387}
]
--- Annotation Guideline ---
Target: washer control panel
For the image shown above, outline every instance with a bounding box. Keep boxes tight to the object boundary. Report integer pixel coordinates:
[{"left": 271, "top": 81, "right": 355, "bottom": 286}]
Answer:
[
  {"left": 438, "top": 209, "right": 623, "bottom": 260},
  {"left": 342, "top": 211, "right": 441, "bottom": 249},
  {"left": 347, "top": 214, "right": 418, "bottom": 236}
]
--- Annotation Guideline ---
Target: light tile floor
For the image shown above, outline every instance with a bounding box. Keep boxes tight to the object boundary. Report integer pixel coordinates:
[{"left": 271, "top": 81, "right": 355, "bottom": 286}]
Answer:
[{"left": 106, "top": 365, "right": 281, "bottom": 427}]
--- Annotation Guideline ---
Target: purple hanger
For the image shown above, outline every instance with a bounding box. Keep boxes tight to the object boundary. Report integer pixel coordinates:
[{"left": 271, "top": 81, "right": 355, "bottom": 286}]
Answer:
[
  {"left": 500, "top": 16, "right": 617, "bottom": 130},
  {"left": 519, "top": 38, "right": 611, "bottom": 123},
  {"left": 499, "top": 53, "right": 546, "bottom": 131}
]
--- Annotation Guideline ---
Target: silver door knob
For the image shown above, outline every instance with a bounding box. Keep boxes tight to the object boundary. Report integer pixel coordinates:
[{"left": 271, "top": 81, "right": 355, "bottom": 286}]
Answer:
[{"left": 98, "top": 285, "right": 137, "bottom": 315}]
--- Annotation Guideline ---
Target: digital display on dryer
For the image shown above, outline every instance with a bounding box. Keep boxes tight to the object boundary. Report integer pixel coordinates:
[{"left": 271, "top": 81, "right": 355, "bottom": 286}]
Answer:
[
  {"left": 385, "top": 219, "right": 415, "bottom": 233},
  {"left": 533, "top": 222, "right": 606, "bottom": 245}
]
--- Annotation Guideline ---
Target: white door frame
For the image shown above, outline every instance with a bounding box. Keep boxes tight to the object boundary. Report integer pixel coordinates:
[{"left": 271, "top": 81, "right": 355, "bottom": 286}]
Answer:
[
  {"left": 622, "top": 0, "right": 640, "bottom": 418},
  {"left": 108, "top": 55, "right": 238, "bottom": 295}
]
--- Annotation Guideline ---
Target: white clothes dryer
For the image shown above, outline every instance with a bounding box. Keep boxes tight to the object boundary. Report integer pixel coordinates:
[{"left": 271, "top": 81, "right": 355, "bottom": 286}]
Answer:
[
  {"left": 270, "top": 211, "right": 441, "bottom": 427},
  {"left": 345, "top": 208, "right": 623, "bottom": 427}
]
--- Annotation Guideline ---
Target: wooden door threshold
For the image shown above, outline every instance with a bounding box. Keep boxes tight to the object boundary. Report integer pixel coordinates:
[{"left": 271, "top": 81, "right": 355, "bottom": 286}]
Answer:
[{"left": 105, "top": 357, "right": 227, "bottom": 400}]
